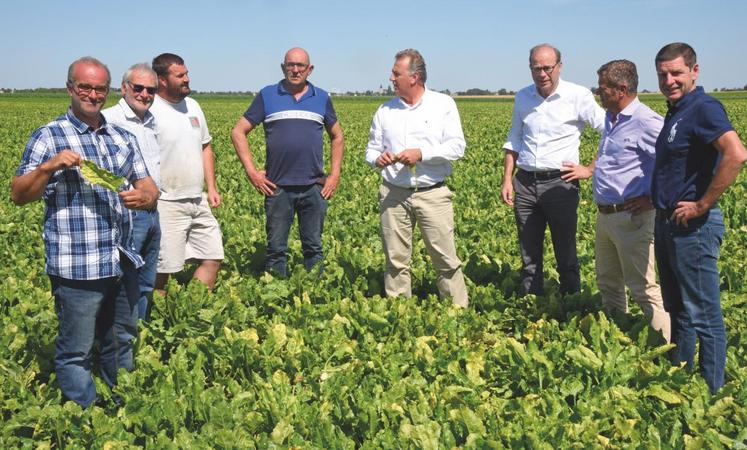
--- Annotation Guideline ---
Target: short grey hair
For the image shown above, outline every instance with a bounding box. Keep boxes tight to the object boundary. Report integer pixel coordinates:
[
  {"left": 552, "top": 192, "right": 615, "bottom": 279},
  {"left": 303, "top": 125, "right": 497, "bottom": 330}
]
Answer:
[
  {"left": 395, "top": 48, "right": 427, "bottom": 84},
  {"left": 529, "top": 44, "right": 561, "bottom": 64},
  {"left": 67, "top": 56, "right": 111, "bottom": 86},
  {"left": 122, "top": 62, "right": 157, "bottom": 85},
  {"left": 597, "top": 59, "right": 638, "bottom": 94}
]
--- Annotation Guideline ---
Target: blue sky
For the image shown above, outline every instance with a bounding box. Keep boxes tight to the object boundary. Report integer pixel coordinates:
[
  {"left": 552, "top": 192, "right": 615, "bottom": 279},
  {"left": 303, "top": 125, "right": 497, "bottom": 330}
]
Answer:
[{"left": 2, "top": 0, "right": 745, "bottom": 93}]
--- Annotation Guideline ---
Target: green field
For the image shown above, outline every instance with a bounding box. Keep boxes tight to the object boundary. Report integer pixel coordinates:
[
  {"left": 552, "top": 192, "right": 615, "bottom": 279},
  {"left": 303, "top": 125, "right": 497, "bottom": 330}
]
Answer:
[{"left": 1, "top": 92, "right": 746, "bottom": 448}]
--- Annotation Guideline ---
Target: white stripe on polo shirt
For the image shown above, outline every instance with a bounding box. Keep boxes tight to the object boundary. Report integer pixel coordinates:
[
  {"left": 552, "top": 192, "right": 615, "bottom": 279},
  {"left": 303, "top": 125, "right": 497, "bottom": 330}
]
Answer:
[{"left": 266, "top": 110, "right": 324, "bottom": 124}]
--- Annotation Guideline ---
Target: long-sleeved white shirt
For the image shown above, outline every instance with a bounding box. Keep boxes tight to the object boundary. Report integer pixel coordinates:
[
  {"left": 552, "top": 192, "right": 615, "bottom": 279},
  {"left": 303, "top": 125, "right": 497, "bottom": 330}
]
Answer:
[
  {"left": 503, "top": 79, "right": 604, "bottom": 171},
  {"left": 365, "top": 88, "right": 465, "bottom": 187}
]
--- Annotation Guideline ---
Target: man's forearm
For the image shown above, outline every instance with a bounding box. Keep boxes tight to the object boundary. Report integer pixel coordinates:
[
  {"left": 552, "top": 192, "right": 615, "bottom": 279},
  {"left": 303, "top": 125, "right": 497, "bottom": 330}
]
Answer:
[
  {"left": 231, "top": 131, "right": 260, "bottom": 175},
  {"left": 10, "top": 164, "right": 54, "bottom": 205},
  {"left": 202, "top": 146, "right": 218, "bottom": 192},
  {"left": 503, "top": 150, "right": 517, "bottom": 182}
]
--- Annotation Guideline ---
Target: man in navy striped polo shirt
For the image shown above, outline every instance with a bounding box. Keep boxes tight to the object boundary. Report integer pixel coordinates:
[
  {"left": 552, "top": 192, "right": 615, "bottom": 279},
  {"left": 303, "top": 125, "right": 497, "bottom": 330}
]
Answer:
[{"left": 232, "top": 47, "right": 344, "bottom": 277}]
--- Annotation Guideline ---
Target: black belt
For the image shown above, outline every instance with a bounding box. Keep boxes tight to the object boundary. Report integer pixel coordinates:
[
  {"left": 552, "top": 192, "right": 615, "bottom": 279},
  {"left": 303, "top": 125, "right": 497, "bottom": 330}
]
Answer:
[
  {"left": 518, "top": 168, "right": 562, "bottom": 180},
  {"left": 386, "top": 181, "right": 445, "bottom": 192},
  {"left": 597, "top": 203, "right": 626, "bottom": 214},
  {"left": 656, "top": 209, "right": 675, "bottom": 220}
]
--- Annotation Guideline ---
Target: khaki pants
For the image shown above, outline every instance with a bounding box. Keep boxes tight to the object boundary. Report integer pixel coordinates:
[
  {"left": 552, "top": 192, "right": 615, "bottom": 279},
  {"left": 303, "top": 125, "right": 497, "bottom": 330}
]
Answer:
[
  {"left": 595, "top": 209, "right": 670, "bottom": 342},
  {"left": 379, "top": 183, "right": 468, "bottom": 307}
]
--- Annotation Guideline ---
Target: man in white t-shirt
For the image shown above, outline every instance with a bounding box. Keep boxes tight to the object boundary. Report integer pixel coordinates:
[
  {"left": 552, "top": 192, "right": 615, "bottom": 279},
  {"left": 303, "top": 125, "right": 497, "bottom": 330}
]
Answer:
[{"left": 149, "top": 53, "right": 223, "bottom": 291}]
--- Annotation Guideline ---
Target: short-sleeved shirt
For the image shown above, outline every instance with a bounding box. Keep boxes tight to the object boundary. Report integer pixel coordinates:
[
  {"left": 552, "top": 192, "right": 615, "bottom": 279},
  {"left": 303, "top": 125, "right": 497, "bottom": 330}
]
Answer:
[
  {"left": 593, "top": 98, "right": 663, "bottom": 205},
  {"left": 150, "top": 95, "right": 211, "bottom": 200},
  {"left": 102, "top": 98, "right": 161, "bottom": 189},
  {"left": 15, "top": 109, "right": 149, "bottom": 280},
  {"left": 652, "top": 86, "right": 734, "bottom": 210},
  {"left": 244, "top": 81, "right": 337, "bottom": 186}
]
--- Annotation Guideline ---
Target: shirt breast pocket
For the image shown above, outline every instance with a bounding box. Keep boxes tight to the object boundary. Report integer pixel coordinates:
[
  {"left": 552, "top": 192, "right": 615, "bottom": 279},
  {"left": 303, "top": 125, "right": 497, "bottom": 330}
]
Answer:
[{"left": 608, "top": 136, "right": 639, "bottom": 166}]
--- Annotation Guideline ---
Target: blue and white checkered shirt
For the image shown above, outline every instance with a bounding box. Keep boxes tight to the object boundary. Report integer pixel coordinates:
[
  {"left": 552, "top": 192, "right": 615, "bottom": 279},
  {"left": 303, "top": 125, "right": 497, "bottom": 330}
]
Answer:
[{"left": 15, "top": 108, "right": 150, "bottom": 280}]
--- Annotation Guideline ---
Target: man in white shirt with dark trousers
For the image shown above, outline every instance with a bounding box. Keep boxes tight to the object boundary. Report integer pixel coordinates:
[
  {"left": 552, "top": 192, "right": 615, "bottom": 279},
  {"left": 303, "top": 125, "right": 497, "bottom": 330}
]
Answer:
[
  {"left": 365, "top": 48, "right": 468, "bottom": 307},
  {"left": 501, "top": 43, "right": 605, "bottom": 296}
]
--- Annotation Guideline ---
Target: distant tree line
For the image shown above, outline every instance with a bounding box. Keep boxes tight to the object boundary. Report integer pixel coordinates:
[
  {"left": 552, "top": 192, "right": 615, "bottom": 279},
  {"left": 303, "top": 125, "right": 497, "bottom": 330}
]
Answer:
[
  {"left": 454, "top": 88, "right": 515, "bottom": 96},
  {"left": 713, "top": 85, "right": 747, "bottom": 92},
  {"left": 1, "top": 86, "right": 523, "bottom": 97}
]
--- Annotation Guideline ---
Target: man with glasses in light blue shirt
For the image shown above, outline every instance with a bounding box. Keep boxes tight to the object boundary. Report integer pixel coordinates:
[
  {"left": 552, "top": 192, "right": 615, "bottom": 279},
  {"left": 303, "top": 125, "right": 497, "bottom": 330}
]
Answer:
[
  {"left": 103, "top": 63, "right": 161, "bottom": 321},
  {"left": 562, "top": 60, "right": 670, "bottom": 342},
  {"left": 501, "top": 43, "right": 605, "bottom": 296}
]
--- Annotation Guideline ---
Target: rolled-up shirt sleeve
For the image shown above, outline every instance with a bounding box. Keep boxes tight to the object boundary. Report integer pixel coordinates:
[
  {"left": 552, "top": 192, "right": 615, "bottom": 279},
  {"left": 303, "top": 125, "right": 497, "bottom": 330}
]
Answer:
[
  {"left": 503, "top": 99, "right": 524, "bottom": 152},
  {"left": 364, "top": 106, "right": 385, "bottom": 168},
  {"left": 579, "top": 89, "right": 605, "bottom": 133},
  {"left": 419, "top": 99, "right": 465, "bottom": 163},
  {"left": 128, "top": 138, "right": 150, "bottom": 183},
  {"left": 637, "top": 113, "right": 664, "bottom": 157}
]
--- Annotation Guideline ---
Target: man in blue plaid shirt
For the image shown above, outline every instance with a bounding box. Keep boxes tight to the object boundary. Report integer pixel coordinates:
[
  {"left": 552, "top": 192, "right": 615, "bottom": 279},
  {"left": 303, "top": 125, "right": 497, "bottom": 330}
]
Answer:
[{"left": 11, "top": 56, "right": 158, "bottom": 408}]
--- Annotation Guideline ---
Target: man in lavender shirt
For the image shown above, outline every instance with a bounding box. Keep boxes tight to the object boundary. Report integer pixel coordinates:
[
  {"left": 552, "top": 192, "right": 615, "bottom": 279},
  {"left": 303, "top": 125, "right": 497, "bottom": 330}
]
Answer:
[{"left": 563, "top": 60, "right": 670, "bottom": 342}]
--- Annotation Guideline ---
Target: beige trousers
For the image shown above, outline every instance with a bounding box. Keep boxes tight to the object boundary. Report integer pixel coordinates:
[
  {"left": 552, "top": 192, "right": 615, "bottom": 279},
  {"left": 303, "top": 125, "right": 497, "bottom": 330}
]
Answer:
[
  {"left": 595, "top": 209, "right": 670, "bottom": 342},
  {"left": 379, "top": 183, "right": 468, "bottom": 307}
]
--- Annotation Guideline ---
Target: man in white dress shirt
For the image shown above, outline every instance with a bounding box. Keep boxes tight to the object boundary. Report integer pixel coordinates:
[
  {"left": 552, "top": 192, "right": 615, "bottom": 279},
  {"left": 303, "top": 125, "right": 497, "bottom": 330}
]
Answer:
[
  {"left": 501, "top": 44, "right": 605, "bottom": 296},
  {"left": 102, "top": 63, "right": 161, "bottom": 320},
  {"left": 365, "top": 49, "right": 468, "bottom": 307}
]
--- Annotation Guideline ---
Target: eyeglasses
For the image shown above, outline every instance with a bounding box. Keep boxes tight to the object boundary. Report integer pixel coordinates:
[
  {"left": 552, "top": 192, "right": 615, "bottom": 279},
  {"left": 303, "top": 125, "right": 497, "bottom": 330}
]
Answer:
[
  {"left": 284, "top": 62, "right": 309, "bottom": 70},
  {"left": 530, "top": 62, "right": 560, "bottom": 75},
  {"left": 128, "top": 81, "right": 157, "bottom": 95},
  {"left": 71, "top": 83, "right": 109, "bottom": 96}
]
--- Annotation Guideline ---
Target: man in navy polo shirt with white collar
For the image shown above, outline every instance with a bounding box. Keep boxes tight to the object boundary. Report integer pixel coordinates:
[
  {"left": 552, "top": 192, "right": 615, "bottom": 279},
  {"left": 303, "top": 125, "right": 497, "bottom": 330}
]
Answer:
[
  {"left": 232, "top": 47, "right": 344, "bottom": 277},
  {"left": 652, "top": 42, "right": 746, "bottom": 393}
]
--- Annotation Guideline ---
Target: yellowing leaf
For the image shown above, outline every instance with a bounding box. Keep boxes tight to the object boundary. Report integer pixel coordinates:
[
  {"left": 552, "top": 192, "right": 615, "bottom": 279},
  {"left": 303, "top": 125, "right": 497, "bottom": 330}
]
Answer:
[
  {"left": 506, "top": 337, "right": 530, "bottom": 365},
  {"left": 567, "top": 346, "right": 603, "bottom": 371},
  {"left": 270, "top": 419, "right": 294, "bottom": 444},
  {"left": 80, "top": 159, "right": 125, "bottom": 192},
  {"left": 465, "top": 352, "right": 485, "bottom": 385},
  {"left": 644, "top": 384, "right": 682, "bottom": 404}
]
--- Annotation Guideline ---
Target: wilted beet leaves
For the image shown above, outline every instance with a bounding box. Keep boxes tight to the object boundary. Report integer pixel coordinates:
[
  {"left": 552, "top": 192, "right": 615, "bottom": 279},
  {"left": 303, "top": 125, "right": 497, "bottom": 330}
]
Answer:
[
  {"left": 80, "top": 159, "right": 126, "bottom": 192},
  {"left": 1, "top": 93, "right": 746, "bottom": 448}
]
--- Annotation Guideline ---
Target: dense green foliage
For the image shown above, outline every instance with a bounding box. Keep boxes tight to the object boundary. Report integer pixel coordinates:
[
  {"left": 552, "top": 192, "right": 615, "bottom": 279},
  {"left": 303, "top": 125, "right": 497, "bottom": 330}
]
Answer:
[{"left": 1, "top": 93, "right": 746, "bottom": 448}]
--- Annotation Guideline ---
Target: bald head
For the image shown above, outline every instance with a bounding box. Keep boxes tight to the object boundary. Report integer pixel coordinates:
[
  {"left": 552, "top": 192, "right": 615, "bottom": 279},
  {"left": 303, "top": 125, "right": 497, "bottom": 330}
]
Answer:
[
  {"left": 529, "top": 44, "right": 561, "bottom": 64},
  {"left": 281, "top": 47, "right": 314, "bottom": 93},
  {"left": 284, "top": 47, "right": 310, "bottom": 66}
]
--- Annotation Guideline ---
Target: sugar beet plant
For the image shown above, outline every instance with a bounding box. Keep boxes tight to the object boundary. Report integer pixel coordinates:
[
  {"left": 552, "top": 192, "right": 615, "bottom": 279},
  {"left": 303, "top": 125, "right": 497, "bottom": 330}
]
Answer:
[{"left": 1, "top": 93, "right": 746, "bottom": 448}]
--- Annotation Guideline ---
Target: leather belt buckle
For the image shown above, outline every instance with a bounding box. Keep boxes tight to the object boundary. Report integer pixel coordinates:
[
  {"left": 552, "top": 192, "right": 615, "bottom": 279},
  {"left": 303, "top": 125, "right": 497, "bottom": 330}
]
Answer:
[
  {"left": 519, "top": 169, "right": 562, "bottom": 180},
  {"left": 597, "top": 203, "right": 626, "bottom": 214},
  {"left": 412, "top": 181, "right": 444, "bottom": 192}
]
